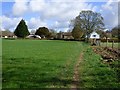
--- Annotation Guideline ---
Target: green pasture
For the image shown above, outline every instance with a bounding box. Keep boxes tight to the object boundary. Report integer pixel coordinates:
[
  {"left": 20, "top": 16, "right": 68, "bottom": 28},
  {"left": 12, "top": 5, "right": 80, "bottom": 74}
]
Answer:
[
  {"left": 2, "top": 39, "right": 86, "bottom": 88},
  {"left": 2, "top": 39, "right": 119, "bottom": 88}
]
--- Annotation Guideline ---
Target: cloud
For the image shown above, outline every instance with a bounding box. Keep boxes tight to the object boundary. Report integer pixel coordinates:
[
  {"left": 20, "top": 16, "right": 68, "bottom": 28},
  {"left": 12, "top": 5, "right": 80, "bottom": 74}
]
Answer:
[
  {"left": 2, "top": 0, "right": 118, "bottom": 2},
  {"left": 12, "top": 0, "right": 29, "bottom": 16},
  {"left": 27, "top": 17, "right": 47, "bottom": 30},
  {"left": 12, "top": 0, "right": 96, "bottom": 31},
  {"left": 27, "top": 18, "right": 70, "bottom": 31},
  {"left": 3, "top": 0, "right": 118, "bottom": 31},
  {"left": 0, "top": 15, "right": 22, "bottom": 31},
  {"left": 101, "top": 0, "right": 118, "bottom": 29},
  {"left": 49, "top": 21, "right": 70, "bottom": 29},
  {"left": 29, "top": 0, "right": 46, "bottom": 12},
  {"left": 29, "top": 0, "right": 96, "bottom": 21},
  {"left": 118, "top": 1, "right": 120, "bottom": 25},
  {"left": 1, "top": 16, "right": 47, "bottom": 31}
]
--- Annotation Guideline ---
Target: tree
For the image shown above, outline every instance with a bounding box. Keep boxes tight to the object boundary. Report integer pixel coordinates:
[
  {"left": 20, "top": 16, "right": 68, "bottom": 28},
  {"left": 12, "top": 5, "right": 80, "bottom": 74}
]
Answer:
[
  {"left": 111, "top": 25, "right": 120, "bottom": 38},
  {"left": 35, "top": 27, "right": 50, "bottom": 38},
  {"left": 14, "top": 19, "right": 30, "bottom": 38},
  {"left": 49, "top": 29, "right": 57, "bottom": 39},
  {"left": 71, "top": 10, "right": 104, "bottom": 42},
  {"left": 72, "top": 26, "right": 83, "bottom": 40},
  {"left": 97, "top": 30, "right": 109, "bottom": 39}
]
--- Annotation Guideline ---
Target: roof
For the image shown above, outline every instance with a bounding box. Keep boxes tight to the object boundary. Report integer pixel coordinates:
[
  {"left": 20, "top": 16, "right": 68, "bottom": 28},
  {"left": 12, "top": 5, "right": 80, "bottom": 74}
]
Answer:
[
  {"left": 90, "top": 31, "right": 100, "bottom": 39},
  {"left": 0, "top": 31, "right": 15, "bottom": 36},
  {"left": 63, "top": 32, "right": 72, "bottom": 36}
]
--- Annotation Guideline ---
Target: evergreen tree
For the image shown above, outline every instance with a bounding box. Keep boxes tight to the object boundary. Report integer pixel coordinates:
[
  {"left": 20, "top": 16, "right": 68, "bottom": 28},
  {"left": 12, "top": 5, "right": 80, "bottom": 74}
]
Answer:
[{"left": 14, "top": 19, "right": 30, "bottom": 38}]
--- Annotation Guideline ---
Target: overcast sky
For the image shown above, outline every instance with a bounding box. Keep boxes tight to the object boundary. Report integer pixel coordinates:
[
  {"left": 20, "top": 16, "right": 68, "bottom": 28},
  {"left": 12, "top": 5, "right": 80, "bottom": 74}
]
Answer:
[{"left": 0, "top": 0, "right": 119, "bottom": 32}]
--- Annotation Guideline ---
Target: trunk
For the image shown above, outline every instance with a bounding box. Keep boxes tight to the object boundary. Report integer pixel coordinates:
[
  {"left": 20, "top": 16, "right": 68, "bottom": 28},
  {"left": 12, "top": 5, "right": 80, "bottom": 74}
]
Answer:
[{"left": 85, "top": 31, "right": 89, "bottom": 43}]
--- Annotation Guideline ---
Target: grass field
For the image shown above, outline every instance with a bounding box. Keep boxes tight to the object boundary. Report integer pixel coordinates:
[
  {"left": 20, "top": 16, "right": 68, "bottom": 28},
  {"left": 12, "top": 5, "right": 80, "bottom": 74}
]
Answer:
[
  {"left": 2, "top": 39, "right": 120, "bottom": 88},
  {"left": 2, "top": 39, "right": 86, "bottom": 88}
]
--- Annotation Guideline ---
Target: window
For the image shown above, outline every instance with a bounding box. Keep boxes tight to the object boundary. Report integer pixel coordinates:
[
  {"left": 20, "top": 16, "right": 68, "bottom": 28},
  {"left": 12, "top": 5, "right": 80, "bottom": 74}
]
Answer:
[{"left": 93, "top": 35, "right": 96, "bottom": 37}]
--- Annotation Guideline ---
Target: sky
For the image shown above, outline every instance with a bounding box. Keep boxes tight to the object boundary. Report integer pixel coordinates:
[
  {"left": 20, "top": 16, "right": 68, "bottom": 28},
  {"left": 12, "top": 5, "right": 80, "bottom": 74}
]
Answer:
[{"left": 0, "top": 0, "right": 119, "bottom": 32}]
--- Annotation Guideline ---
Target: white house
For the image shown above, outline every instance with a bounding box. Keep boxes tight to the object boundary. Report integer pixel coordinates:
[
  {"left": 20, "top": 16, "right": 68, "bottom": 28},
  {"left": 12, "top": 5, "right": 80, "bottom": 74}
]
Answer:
[
  {"left": 90, "top": 31, "right": 100, "bottom": 39},
  {"left": 89, "top": 31, "right": 100, "bottom": 46}
]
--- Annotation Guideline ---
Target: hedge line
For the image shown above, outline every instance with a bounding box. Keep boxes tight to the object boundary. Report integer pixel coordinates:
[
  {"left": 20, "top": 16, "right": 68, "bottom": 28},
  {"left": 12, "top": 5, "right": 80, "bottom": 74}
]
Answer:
[{"left": 101, "top": 38, "right": 120, "bottom": 42}]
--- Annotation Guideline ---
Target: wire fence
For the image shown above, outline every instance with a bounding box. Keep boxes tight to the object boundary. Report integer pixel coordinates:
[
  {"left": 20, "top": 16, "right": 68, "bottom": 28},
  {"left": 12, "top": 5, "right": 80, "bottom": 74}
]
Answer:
[{"left": 100, "top": 42, "right": 119, "bottom": 49}]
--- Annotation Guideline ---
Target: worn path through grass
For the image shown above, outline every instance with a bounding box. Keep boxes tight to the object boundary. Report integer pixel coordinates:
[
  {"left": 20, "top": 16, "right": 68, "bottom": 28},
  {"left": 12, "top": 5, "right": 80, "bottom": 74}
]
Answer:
[{"left": 71, "top": 53, "right": 83, "bottom": 90}]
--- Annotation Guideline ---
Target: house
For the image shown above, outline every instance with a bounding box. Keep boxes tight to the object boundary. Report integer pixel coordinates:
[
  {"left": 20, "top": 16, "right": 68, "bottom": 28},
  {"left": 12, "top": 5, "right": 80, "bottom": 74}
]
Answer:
[
  {"left": 0, "top": 31, "right": 16, "bottom": 38},
  {"left": 62, "top": 32, "right": 74, "bottom": 39},
  {"left": 89, "top": 31, "right": 100, "bottom": 39},
  {"left": 56, "top": 32, "right": 74, "bottom": 40},
  {"left": 56, "top": 31, "right": 63, "bottom": 39},
  {"left": 89, "top": 31, "right": 100, "bottom": 46}
]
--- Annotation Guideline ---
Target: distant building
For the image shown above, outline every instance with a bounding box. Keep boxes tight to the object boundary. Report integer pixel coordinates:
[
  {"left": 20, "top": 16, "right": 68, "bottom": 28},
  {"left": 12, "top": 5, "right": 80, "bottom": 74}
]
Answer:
[
  {"left": 56, "top": 32, "right": 74, "bottom": 40},
  {"left": 89, "top": 31, "right": 100, "bottom": 46},
  {"left": 56, "top": 31, "right": 63, "bottom": 39},
  {"left": 0, "top": 31, "right": 16, "bottom": 38},
  {"left": 89, "top": 31, "right": 100, "bottom": 39},
  {"left": 62, "top": 32, "right": 74, "bottom": 39}
]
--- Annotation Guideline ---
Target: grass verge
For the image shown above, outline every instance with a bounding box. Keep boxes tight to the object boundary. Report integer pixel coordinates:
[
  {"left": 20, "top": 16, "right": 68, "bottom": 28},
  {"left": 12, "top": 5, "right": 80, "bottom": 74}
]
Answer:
[{"left": 79, "top": 47, "right": 120, "bottom": 88}]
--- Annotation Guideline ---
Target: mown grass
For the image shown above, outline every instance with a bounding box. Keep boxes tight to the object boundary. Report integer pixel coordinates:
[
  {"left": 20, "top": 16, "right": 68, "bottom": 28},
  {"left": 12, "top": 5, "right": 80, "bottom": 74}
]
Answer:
[
  {"left": 2, "top": 39, "right": 86, "bottom": 88},
  {"left": 79, "top": 47, "right": 120, "bottom": 88}
]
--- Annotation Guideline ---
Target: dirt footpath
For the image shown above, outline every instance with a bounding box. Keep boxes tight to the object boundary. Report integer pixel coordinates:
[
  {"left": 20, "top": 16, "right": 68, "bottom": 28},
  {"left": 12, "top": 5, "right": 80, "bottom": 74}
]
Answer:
[{"left": 71, "top": 53, "right": 83, "bottom": 90}]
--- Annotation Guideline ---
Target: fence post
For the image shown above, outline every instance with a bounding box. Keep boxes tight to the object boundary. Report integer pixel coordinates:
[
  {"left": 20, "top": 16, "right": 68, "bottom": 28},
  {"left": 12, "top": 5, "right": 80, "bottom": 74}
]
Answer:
[
  {"left": 99, "top": 39, "right": 101, "bottom": 46},
  {"left": 112, "top": 40, "right": 114, "bottom": 48},
  {"left": 106, "top": 39, "right": 108, "bottom": 47}
]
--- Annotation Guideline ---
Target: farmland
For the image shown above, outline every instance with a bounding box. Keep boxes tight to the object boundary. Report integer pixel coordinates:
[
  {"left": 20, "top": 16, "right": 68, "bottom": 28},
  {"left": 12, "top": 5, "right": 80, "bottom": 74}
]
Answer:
[{"left": 2, "top": 39, "right": 120, "bottom": 88}]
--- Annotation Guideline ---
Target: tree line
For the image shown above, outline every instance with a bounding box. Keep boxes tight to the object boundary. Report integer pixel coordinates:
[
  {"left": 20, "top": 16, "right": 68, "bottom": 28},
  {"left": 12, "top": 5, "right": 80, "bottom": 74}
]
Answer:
[
  {"left": 14, "top": 19, "right": 52, "bottom": 39},
  {"left": 13, "top": 10, "right": 119, "bottom": 40}
]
